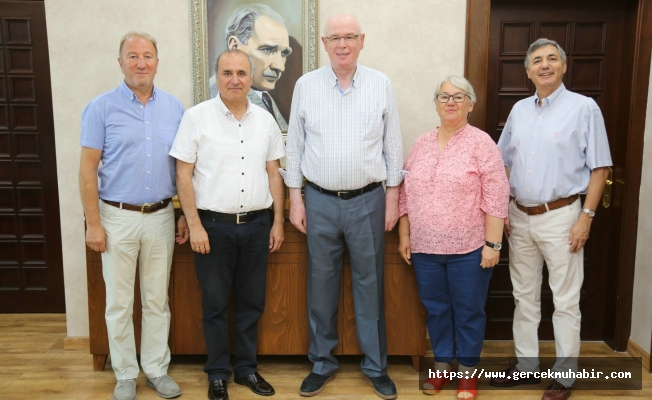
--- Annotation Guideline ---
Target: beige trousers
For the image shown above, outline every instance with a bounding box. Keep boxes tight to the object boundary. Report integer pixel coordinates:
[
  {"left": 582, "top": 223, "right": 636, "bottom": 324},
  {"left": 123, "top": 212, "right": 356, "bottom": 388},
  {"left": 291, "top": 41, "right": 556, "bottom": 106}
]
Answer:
[
  {"left": 99, "top": 200, "right": 175, "bottom": 380},
  {"left": 508, "top": 199, "right": 583, "bottom": 387}
]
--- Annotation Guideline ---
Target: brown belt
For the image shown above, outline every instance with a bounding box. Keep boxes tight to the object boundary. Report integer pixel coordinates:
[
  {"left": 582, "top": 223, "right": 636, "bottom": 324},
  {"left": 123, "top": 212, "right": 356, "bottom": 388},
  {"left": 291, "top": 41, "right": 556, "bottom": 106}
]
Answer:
[
  {"left": 101, "top": 198, "right": 172, "bottom": 213},
  {"left": 511, "top": 194, "right": 579, "bottom": 216}
]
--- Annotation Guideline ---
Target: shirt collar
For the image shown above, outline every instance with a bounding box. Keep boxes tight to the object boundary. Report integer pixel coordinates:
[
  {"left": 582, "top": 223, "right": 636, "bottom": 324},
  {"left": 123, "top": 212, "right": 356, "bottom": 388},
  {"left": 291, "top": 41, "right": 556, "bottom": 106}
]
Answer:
[
  {"left": 215, "top": 93, "right": 251, "bottom": 116},
  {"left": 120, "top": 80, "right": 157, "bottom": 102},
  {"left": 534, "top": 83, "right": 565, "bottom": 108},
  {"left": 326, "top": 65, "right": 360, "bottom": 90}
]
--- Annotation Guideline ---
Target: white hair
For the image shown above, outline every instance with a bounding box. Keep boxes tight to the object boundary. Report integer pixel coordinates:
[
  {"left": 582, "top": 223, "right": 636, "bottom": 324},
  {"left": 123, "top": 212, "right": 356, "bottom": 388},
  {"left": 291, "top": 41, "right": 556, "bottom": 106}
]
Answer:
[{"left": 434, "top": 75, "right": 477, "bottom": 104}]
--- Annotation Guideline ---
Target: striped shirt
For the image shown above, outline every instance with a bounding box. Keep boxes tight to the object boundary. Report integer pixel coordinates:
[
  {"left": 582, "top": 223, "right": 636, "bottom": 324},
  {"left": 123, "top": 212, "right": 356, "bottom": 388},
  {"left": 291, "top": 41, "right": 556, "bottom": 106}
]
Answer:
[
  {"left": 497, "top": 84, "right": 612, "bottom": 205},
  {"left": 282, "top": 65, "right": 403, "bottom": 190}
]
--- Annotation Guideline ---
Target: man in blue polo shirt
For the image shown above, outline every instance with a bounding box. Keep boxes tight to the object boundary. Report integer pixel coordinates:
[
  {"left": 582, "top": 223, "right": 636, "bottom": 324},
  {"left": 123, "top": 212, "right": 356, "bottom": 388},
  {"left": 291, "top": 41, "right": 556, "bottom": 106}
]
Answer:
[{"left": 79, "top": 32, "right": 186, "bottom": 400}]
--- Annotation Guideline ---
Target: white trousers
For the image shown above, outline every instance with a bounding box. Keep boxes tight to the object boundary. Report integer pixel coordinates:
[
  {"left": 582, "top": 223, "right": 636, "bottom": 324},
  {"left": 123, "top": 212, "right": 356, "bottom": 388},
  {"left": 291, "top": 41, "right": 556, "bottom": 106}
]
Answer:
[
  {"left": 99, "top": 201, "right": 175, "bottom": 380},
  {"left": 508, "top": 199, "right": 583, "bottom": 387}
]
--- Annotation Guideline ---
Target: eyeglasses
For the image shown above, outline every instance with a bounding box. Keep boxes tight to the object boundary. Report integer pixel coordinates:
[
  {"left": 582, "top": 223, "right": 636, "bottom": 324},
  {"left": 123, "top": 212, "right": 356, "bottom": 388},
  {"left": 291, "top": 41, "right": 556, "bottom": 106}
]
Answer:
[
  {"left": 325, "top": 34, "right": 360, "bottom": 44},
  {"left": 435, "top": 93, "right": 471, "bottom": 103}
]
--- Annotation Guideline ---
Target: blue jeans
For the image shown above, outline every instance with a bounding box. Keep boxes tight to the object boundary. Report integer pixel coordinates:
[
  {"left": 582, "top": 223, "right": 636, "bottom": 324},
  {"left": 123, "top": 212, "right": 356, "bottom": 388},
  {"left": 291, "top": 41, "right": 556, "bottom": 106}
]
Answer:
[{"left": 412, "top": 247, "right": 492, "bottom": 367}]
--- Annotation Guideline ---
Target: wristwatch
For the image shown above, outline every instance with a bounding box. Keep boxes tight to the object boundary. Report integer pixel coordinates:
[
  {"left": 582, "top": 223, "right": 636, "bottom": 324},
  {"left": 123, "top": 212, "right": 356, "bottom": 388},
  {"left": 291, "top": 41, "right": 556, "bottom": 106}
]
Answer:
[
  {"left": 485, "top": 241, "right": 502, "bottom": 251},
  {"left": 581, "top": 208, "right": 596, "bottom": 218}
]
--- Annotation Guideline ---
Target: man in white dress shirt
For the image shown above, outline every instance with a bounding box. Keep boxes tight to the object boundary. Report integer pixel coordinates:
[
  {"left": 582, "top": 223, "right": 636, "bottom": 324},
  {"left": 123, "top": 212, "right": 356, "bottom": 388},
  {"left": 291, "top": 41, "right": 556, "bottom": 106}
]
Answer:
[
  {"left": 171, "top": 49, "right": 285, "bottom": 400},
  {"left": 283, "top": 14, "right": 403, "bottom": 400}
]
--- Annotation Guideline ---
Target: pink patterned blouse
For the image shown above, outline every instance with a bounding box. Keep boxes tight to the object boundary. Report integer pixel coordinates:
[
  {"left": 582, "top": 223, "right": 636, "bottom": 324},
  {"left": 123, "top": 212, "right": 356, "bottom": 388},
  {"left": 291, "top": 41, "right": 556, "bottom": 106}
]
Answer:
[{"left": 398, "top": 124, "right": 509, "bottom": 254}]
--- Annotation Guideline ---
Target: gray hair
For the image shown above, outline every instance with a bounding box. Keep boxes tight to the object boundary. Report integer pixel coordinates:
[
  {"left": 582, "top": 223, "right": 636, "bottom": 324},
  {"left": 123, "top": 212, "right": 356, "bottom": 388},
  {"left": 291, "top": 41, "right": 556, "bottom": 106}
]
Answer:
[
  {"left": 214, "top": 49, "right": 255, "bottom": 77},
  {"left": 225, "top": 3, "right": 285, "bottom": 46},
  {"left": 119, "top": 31, "right": 158, "bottom": 57},
  {"left": 524, "top": 38, "right": 567, "bottom": 68},
  {"left": 434, "top": 75, "right": 477, "bottom": 104},
  {"left": 322, "top": 14, "right": 363, "bottom": 37}
]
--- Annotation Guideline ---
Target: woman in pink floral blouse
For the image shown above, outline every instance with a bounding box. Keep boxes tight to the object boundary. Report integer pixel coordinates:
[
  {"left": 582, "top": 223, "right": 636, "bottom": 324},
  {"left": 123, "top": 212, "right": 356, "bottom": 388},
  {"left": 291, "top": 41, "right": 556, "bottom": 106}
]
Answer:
[{"left": 398, "top": 76, "right": 509, "bottom": 400}]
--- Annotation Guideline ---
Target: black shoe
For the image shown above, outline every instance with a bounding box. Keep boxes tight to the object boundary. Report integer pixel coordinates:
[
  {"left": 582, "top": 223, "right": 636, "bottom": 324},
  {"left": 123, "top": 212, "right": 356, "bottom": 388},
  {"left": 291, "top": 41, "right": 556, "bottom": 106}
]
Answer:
[
  {"left": 299, "top": 372, "right": 336, "bottom": 396},
  {"left": 364, "top": 374, "right": 397, "bottom": 400},
  {"left": 208, "top": 379, "right": 228, "bottom": 400},
  {"left": 234, "top": 372, "right": 275, "bottom": 396}
]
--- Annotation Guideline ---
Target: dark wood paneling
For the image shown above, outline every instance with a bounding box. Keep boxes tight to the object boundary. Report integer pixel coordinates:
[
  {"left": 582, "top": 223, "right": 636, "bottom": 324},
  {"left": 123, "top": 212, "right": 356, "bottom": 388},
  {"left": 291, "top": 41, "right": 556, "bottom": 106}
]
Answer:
[{"left": 0, "top": 0, "right": 64, "bottom": 313}]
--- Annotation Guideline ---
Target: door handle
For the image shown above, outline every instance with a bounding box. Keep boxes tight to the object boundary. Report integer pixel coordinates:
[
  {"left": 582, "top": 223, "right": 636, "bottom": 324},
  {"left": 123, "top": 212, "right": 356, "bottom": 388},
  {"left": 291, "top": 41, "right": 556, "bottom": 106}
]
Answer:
[{"left": 603, "top": 167, "right": 613, "bottom": 208}]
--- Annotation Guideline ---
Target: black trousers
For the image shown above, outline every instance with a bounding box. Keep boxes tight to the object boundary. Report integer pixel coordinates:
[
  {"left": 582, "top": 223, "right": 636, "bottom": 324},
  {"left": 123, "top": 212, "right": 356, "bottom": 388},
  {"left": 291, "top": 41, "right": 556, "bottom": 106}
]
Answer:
[{"left": 194, "top": 210, "right": 271, "bottom": 381}]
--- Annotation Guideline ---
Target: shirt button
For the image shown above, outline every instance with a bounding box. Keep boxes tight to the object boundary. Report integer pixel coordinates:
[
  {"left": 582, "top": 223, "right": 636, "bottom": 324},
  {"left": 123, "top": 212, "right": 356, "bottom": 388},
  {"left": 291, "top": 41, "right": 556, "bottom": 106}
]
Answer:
[
  {"left": 241, "top": 189, "right": 244, "bottom": 192},
  {"left": 239, "top": 124, "right": 241, "bottom": 127},
  {"left": 531, "top": 152, "right": 534, "bottom": 154},
  {"left": 147, "top": 137, "right": 150, "bottom": 140},
  {"left": 146, "top": 187, "right": 149, "bottom": 190},
  {"left": 146, "top": 121, "right": 149, "bottom": 124},
  {"left": 538, "top": 116, "right": 541, "bottom": 119},
  {"left": 240, "top": 205, "right": 243, "bottom": 208},
  {"left": 527, "top": 189, "right": 530, "bottom": 192},
  {"left": 241, "top": 140, "right": 243, "bottom": 143},
  {"left": 147, "top": 154, "right": 151, "bottom": 157},
  {"left": 140, "top": 105, "right": 143, "bottom": 109},
  {"left": 242, "top": 157, "right": 244, "bottom": 159},
  {"left": 147, "top": 171, "right": 151, "bottom": 174},
  {"left": 242, "top": 172, "right": 244, "bottom": 175},
  {"left": 528, "top": 170, "right": 531, "bottom": 174}
]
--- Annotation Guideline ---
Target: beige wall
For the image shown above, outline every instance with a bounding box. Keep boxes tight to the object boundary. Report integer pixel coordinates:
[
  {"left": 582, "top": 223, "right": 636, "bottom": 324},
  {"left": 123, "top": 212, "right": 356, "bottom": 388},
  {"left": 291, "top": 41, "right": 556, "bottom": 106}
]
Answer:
[
  {"left": 45, "top": 0, "right": 467, "bottom": 337},
  {"left": 630, "top": 55, "right": 652, "bottom": 354}
]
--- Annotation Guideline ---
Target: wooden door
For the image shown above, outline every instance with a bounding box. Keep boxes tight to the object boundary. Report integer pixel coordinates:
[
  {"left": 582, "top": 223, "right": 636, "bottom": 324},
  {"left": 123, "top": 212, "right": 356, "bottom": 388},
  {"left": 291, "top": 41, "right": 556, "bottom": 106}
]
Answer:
[
  {"left": 0, "top": 1, "right": 64, "bottom": 312},
  {"left": 483, "top": 0, "right": 631, "bottom": 340}
]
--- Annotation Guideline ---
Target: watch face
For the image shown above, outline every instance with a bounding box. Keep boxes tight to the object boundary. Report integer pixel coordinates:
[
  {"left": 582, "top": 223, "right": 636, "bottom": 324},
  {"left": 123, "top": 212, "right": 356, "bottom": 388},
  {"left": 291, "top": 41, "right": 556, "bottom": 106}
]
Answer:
[
  {"left": 495, "top": 243, "right": 502, "bottom": 251},
  {"left": 583, "top": 208, "right": 595, "bottom": 217}
]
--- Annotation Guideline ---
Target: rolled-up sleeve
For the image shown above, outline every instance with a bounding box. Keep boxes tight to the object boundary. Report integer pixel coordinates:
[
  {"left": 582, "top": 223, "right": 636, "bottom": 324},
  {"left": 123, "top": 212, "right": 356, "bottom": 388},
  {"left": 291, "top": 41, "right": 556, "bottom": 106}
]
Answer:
[
  {"left": 283, "top": 81, "right": 305, "bottom": 188},
  {"left": 478, "top": 136, "right": 510, "bottom": 218},
  {"left": 383, "top": 81, "right": 404, "bottom": 186}
]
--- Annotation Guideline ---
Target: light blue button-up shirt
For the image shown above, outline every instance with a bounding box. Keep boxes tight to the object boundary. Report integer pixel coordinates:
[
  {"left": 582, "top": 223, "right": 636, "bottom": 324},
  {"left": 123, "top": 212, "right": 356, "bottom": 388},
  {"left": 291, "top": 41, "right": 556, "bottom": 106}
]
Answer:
[
  {"left": 497, "top": 84, "right": 612, "bottom": 205},
  {"left": 81, "top": 81, "right": 184, "bottom": 204}
]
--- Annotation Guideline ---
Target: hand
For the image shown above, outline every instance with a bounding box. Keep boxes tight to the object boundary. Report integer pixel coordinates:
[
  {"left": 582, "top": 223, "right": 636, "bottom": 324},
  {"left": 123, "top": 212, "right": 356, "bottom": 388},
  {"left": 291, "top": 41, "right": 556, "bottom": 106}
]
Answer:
[
  {"left": 504, "top": 216, "right": 512, "bottom": 239},
  {"left": 176, "top": 215, "right": 189, "bottom": 244},
  {"left": 480, "top": 246, "right": 499, "bottom": 268},
  {"left": 190, "top": 225, "right": 210, "bottom": 254},
  {"left": 385, "top": 203, "right": 399, "bottom": 232},
  {"left": 398, "top": 235, "right": 412, "bottom": 265},
  {"left": 269, "top": 221, "right": 284, "bottom": 253},
  {"left": 289, "top": 201, "right": 307, "bottom": 234},
  {"left": 569, "top": 214, "right": 591, "bottom": 253},
  {"left": 86, "top": 223, "right": 107, "bottom": 253},
  {"left": 385, "top": 186, "right": 399, "bottom": 231}
]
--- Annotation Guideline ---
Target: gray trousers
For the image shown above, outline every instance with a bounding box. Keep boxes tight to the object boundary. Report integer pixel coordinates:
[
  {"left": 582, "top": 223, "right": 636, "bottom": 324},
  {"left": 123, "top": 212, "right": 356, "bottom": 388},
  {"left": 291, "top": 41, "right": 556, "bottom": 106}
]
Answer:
[{"left": 304, "top": 183, "right": 388, "bottom": 377}]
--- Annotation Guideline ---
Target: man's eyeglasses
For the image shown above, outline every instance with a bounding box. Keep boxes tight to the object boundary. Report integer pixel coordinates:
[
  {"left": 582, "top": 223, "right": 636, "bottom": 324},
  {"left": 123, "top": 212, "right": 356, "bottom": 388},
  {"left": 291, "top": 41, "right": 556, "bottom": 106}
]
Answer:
[
  {"left": 435, "top": 93, "right": 471, "bottom": 103},
  {"left": 325, "top": 34, "right": 360, "bottom": 44}
]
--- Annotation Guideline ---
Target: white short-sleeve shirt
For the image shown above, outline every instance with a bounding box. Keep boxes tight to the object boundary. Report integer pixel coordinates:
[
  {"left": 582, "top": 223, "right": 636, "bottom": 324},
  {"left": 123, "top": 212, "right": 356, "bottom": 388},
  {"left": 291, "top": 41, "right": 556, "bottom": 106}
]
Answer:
[{"left": 170, "top": 96, "right": 285, "bottom": 213}]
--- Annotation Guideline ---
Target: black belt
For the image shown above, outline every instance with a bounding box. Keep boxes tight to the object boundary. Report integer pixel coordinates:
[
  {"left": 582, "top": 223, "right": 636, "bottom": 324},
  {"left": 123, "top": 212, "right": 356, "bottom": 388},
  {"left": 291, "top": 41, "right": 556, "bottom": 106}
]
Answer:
[
  {"left": 307, "top": 181, "right": 381, "bottom": 200},
  {"left": 197, "top": 209, "right": 268, "bottom": 224}
]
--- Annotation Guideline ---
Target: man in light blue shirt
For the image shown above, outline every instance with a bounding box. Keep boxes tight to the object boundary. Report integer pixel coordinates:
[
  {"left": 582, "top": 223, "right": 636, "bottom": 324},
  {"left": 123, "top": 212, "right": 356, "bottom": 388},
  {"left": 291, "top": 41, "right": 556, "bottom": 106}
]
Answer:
[
  {"left": 79, "top": 32, "right": 185, "bottom": 400},
  {"left": 492, "top": 38, "right": 611, "bottom": 400}
]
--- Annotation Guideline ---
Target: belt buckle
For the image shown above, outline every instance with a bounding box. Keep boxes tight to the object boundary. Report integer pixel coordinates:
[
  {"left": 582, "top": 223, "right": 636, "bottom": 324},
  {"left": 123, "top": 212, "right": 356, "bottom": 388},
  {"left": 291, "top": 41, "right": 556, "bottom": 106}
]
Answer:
[
  {"left": 140, "top": 203, "right": 153, "bottom": 213},
  {"left": 337, "top": 191, "right": 343, "bottom": 197},
  {"left": 236, "top": 213, "right": 246, "bottom": 224}
]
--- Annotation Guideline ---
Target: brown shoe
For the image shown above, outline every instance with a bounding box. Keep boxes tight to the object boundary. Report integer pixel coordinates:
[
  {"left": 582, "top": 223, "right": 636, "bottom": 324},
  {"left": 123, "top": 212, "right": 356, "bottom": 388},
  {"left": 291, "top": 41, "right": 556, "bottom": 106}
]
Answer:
[
  {"left": 542, "top": 380, "right": 571, "bottom": 400},
  {"left": 489, "top": 364, "right": 541, "bottom": 387}
]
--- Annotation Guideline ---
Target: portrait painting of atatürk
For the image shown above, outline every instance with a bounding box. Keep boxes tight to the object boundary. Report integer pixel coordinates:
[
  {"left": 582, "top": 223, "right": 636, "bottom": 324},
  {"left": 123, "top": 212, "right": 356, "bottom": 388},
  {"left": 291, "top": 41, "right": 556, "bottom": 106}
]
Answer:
[{"left": 206, "top": 0, "right": 307, "bottom": 132}]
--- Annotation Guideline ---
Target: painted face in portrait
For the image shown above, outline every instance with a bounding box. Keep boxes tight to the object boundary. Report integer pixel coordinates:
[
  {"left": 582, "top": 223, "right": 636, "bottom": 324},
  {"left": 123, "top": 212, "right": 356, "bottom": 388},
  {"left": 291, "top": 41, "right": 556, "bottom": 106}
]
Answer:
[
  {"left": 119, "top": 36, "right": 159, "bottom": 91},
  {"left": 322, "top": 14, "right": 365, "bottom": 72},
  {"left": 228, "top": 16, "right": 293, "bottom": 92},
  {"left": 526, "top": 44, "right": 567, "bottom": 93},
  {"left": 216, "top": 51, "right": 253, "bottom": 105},
  {"left": 435, "top": 81, "right": 474, "bottom": 128}
]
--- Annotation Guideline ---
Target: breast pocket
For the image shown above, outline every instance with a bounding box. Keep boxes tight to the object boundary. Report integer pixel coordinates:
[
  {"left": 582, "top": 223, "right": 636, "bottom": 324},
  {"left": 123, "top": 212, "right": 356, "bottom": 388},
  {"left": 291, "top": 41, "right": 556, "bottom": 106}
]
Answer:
[{"left": 157, "top": 126, "right": 177, "bottom": 150}]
